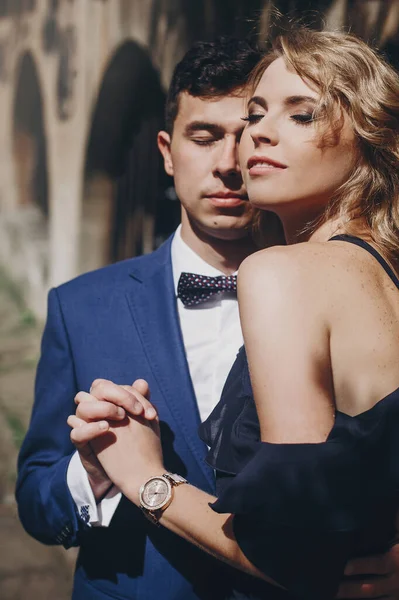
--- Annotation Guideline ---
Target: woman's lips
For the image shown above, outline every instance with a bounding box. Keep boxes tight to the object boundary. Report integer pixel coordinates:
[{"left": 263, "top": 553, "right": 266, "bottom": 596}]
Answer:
[{"left": 247, "top": 156, "right": 287, "bottom": 177}]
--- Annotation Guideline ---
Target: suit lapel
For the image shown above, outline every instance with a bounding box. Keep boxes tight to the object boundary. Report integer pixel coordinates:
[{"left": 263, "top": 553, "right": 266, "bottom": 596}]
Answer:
[{"left": 125, "top": 239, "right": 214, "bottom": 489}]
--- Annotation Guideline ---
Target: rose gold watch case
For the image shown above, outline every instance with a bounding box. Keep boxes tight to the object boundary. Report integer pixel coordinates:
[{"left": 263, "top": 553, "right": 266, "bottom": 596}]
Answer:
[{"left": 139, "top": 475, "right": 173, "bottom": 511}]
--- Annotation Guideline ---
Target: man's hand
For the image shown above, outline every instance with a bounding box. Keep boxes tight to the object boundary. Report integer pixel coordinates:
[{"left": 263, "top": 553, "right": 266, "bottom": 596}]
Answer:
[
  {"left": 336, "top": 544, "right": 399, "bottom": 599},
  {"left": 68, "top": 379, "right": 162, "bottom": 502},
  {"left": 68, "top": 379, "right": 156, "bottom": 501}
]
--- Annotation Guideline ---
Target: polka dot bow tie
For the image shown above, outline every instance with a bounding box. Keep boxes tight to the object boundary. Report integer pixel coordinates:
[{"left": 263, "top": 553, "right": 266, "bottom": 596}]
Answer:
[{"left": 177, "top": 272, "right": 237, "bottom": 307}]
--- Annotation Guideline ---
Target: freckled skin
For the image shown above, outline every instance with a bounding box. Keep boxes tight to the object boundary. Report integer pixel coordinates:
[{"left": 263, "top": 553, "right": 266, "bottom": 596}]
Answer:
[{"left": 236, "top": 57, "right": 399, "bottom": 419}]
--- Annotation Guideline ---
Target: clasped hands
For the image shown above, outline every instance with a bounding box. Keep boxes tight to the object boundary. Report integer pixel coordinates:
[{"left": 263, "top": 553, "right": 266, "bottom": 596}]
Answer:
[
  {"left": 67, "top": 379, "right": 165, "bottom": 504},
  {"left": 68, "top": 378, "right": 399, "bottom": 599}
]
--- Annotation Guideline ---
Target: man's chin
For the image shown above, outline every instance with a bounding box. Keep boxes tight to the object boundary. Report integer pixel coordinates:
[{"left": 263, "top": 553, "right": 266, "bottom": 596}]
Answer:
[
  {"left": 183, "top": 208, "right": 253, "bottom": 243},
  {"left": 202, "top": 219, "right": 253, "bottom": 242}
]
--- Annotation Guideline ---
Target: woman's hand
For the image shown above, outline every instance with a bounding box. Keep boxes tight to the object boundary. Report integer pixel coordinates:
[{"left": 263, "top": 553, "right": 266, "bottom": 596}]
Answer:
[
  {"left": 68, "top": 385, "right": 268, "bottom": 584},
  {"left": 92, "top": 413, "right": 164, "bottom": 504},
  {"left": 68, "top": 379, "right": 164, "bottom": 502}
]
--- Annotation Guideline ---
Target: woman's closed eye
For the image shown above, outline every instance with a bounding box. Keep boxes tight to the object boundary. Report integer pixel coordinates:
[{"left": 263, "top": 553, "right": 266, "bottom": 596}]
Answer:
[
  {"left": 241, "top": 112, "right": 315, "bottom": 126},
  {"left": 241, "top": 113, "right": 264, "bottom": 125},
  {"left": 290, "top": 112, "right": 315, "bottom": 125}
]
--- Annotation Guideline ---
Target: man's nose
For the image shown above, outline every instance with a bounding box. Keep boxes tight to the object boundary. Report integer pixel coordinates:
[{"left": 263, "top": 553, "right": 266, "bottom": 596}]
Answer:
[{"left": 214, "top": 140, "right": 241, "bottom": 179}]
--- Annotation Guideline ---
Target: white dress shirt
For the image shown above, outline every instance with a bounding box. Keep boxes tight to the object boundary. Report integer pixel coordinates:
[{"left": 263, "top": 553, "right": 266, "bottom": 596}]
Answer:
[{"left": 67, "top": 226, "right": 243, "bottom": 526}]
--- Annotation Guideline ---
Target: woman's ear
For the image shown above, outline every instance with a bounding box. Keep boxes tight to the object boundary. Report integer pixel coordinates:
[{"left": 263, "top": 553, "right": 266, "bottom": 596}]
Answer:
[{"left": 157, "top": 131, "right": 174, "bottom": 176}]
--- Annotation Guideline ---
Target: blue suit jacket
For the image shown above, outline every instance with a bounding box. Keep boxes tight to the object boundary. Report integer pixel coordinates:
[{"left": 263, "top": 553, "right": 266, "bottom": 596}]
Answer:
[{"left": 16, "top": 236, "right": 235, "bottom": 599}]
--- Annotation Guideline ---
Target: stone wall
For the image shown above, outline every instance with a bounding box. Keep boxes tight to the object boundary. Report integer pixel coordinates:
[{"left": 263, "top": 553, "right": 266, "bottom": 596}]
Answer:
[{"left": 0, "top": 0, "right": 397, "bottom": 318}]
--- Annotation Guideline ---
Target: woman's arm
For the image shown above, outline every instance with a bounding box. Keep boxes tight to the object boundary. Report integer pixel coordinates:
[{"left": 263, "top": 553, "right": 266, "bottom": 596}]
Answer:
[
  {"left": 69, "top": 384, "right": 276, "bottom": 584},
  {"left": 127, "top": 475, "right": 273, "bottom": 582},
  {"left": 238, "top": 246, "right": 335, "bottom": 443},
  {"left": 68, "top": 245, "right": 337, "bottom": 588},
  {"left": 139, "top": 247, "right": 335, "bottom": 582}
]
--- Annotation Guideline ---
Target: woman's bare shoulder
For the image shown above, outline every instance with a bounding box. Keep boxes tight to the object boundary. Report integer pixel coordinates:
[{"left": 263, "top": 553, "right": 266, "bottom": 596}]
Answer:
[
  {"left": 237, "top": 241, "right": 383, "bottom": 329},
  {"left": 237, "top": 243, "right": 333, "bottom": 326},
  {"left": 238, "top": 242, "right": 335, "bottom": 288},
  {"left": 238, "top": 240, "right": 375, "bottom": 287}
]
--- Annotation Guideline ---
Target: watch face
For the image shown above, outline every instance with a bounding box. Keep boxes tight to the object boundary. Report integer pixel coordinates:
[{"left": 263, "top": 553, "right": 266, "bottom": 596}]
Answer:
[{"left": 141, "top": 477, "right": 171, "bottom": 510}]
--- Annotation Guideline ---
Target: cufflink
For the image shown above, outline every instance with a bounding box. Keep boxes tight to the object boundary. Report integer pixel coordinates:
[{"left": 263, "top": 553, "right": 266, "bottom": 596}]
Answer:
[
  {"left": 55, "top": 523, "right": 72, "bottom": 545},
  {"left": 79, "top": 504, "right": 90, "bottom": 524}
]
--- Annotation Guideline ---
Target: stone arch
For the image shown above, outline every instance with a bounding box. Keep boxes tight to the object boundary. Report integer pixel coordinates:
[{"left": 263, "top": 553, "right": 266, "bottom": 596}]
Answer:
[
  {"left": 12, "top": 51, "right": 49, "bottom": 217},
  {"left": 4, "top": 49, "right": 50, "bottom": 316},
  {"left": 81, "top": 40, "right": 176, "bottom": 272}
]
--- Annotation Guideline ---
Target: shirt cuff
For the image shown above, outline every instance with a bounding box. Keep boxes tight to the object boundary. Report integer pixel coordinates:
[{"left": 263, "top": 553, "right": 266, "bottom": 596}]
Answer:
[{"left": 66, "top": 451, "right": 121, "bottom": 527}]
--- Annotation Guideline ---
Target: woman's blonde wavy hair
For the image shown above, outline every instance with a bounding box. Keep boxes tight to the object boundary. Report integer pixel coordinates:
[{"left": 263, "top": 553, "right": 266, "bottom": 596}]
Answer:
[{"left": 251, "top": 28, "right": 399, "bottom": 267}]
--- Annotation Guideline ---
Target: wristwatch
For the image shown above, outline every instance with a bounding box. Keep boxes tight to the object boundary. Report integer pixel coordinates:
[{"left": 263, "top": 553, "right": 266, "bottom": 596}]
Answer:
[{"left": 139, "top": 473, "right": 188, "bottom": 525}]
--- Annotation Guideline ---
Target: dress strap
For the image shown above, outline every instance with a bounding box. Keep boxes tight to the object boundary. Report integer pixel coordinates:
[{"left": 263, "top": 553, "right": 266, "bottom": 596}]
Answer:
[{"left": 330, "top": 234, "right": 399, "bottom": 289}]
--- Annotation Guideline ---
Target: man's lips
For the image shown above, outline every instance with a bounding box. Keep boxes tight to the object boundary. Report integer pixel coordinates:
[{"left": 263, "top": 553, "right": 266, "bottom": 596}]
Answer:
[
  {"left": 247, "top": 155, "right": 287, "bottom": 176},
  {"left": 205, "top": 192, "right": 248, "bottom": 207}
]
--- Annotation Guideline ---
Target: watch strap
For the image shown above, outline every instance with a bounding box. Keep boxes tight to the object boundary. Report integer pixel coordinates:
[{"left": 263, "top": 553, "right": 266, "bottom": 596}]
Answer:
[
  {"left": 141, "top": 506, "right": 162, "bottom": 526},
  {"left": 163, "top": 472, "right": 187, "bottom": 487}
]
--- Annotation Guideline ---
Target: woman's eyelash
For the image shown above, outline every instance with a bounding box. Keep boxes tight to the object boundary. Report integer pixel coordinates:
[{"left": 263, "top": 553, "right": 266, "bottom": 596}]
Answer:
[
  {"left": 290, "top": 113, "right": 314, "bottom": 124},
  {"left": 241, "top": 113, "right": 263, "bottom": 124},
  {"left": 241, "top": 112, "right": 315, "bottom": 126}
]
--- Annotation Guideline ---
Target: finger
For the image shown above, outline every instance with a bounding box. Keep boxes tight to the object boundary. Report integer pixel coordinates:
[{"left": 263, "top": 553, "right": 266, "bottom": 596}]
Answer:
[
  {"left": 76, "top": 399, "right": 125, "bottom": 422},
  {"left": 120, "top": 386, "right": 145, "bottom": 416},
  {"left": 132, "top": 379, "right": 150, "bottom": 400},
  {"left": 336, "top": 576, "right": 391, "bottom": 599},
  {"left": 345, "top": 554, "right": 391, "bottom": 576},
  {"left": 74, "top": 391, "right": 94, "bottom": 405},
  {"left": 121, "top": 384, "right": 157, "bottom": 420},
  {"left": 89, "top": 379, "right": 143, "bottom": 415},
  {"left": 67, "top": 414, "right": 86, "bottom": 428},
  {"left": 128, "top": 386, "right": 158, "bottom": 420},
  {"left": 68, "top": 415, "right": 109, "bottom": 448}
]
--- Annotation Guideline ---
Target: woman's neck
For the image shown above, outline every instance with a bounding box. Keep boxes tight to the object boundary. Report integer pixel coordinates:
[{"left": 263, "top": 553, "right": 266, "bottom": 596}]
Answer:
[{"left": 282, "top": 213, "right": 368, "bottom": 246}]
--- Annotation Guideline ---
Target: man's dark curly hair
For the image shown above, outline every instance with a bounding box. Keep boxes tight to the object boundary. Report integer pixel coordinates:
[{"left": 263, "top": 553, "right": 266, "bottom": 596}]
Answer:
[{"left": 165, "top": 37, "right": 261, "bottom": 134}]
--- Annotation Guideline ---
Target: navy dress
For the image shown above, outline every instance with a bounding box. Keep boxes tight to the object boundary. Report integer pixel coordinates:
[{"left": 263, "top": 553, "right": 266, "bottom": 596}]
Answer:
[{"left": 199, "top": 236, "right": 399, "bottom": 600}]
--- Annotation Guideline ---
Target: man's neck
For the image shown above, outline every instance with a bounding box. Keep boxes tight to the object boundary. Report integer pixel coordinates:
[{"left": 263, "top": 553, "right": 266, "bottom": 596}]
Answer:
[{"left": 180, "top": 223, "right": 256, "bottom": 275}]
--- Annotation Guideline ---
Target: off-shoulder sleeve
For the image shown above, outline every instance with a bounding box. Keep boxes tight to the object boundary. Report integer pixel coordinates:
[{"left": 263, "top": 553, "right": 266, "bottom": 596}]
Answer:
[
  {"left": 201, "top": 346, "right": 399, "bottom": 599},
  {"left": 210, "top": 422, "right": 399, "bottom": 600}
]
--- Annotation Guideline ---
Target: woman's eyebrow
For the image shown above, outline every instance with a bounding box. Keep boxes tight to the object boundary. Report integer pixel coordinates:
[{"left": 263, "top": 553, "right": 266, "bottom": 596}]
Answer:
[
  {"left": 284, "top": 95, "right": 317, "bottom": 107},
  {"left": 247, "top": 96, "right": 267, "bottom": 110},
  {"left": 247, "top": 95, "right": 317, "bottom": 110}
]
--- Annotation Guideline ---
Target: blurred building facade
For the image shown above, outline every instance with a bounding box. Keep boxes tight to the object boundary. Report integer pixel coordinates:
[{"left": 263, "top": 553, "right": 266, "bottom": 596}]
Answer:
[{"left": 0, "top": 0, "right": 398, "bottom": 317}]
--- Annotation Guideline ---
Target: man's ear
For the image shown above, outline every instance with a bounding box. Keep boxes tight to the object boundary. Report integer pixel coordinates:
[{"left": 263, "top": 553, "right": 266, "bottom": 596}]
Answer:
[{"left": 157, "top": 131, "right": 174, "bottom": 177}]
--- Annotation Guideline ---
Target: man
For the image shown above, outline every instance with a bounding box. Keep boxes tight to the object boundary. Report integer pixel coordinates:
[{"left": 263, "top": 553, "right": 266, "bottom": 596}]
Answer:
[
  {"left": 17, "top": 37, "right": 399, "bottom": 600},
  {"left": 16, "top": 38, "right": 259, "bottom": 600}
]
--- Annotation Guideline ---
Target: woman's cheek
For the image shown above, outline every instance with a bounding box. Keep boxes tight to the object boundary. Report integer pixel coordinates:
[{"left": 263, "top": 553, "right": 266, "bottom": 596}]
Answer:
[{"left": 238, "top": 134, "right": 251, "bottom": 170}]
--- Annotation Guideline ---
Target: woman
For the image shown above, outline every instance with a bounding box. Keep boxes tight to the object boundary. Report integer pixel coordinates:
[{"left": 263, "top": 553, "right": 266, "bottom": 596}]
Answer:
[{"left": 69, "top": 29, "right": 399, "bottom": 599}]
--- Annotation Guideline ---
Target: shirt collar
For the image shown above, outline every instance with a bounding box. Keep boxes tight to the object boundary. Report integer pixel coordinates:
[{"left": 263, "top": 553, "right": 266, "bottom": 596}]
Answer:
[{"left": 171, "top": 225, "right": 235, "bottom": 295}]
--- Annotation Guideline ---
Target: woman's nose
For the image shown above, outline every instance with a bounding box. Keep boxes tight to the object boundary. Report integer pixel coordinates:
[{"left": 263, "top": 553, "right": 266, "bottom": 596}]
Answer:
[{"left": 250, "top": 116, "right": 279, "bottom": 146}]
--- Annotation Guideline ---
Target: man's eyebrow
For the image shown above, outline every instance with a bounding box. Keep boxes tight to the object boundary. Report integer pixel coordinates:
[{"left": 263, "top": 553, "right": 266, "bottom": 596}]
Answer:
[
  {"left": 184, "top": 121, "right": 230, "bottom": 136},
  {"left": 247, "top": 95, "right": 317, "bottom": 110}
]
